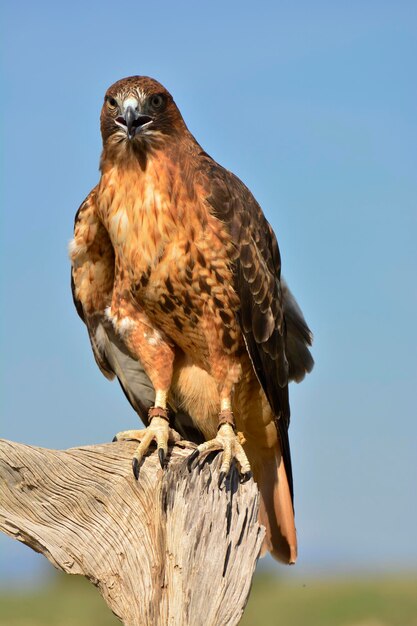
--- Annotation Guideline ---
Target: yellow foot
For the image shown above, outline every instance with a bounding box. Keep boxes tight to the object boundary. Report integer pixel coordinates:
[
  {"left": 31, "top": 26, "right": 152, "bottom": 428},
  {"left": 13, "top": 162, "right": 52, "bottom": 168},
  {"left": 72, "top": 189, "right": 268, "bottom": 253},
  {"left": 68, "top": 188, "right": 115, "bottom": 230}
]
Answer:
[
  {"left": 113, "top": 417, "right": 195, "bottom": 480},
  {"left": 113, "top": 416, "right": 183, "bottom": 478},
  {"left": 187, "top": 423, "right": 252, "bottom": 485}
]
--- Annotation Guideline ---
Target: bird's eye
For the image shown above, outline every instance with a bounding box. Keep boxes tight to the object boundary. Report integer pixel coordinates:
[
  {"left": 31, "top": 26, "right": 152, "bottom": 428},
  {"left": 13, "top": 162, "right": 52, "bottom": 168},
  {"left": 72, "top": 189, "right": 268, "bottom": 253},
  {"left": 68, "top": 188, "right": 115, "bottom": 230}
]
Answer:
[
  {"left": 106, "top": 96, "right": 118, "bottom": 109},
  {"left": 150, "top": 94, "right": 165, "bottom": 110}
]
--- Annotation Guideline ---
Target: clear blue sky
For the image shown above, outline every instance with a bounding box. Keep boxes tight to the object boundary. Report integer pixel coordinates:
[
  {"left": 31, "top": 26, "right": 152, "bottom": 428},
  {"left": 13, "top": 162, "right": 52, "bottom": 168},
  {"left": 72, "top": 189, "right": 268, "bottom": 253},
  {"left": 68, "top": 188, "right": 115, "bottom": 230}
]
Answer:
[{"left": 1, "top": 0, "right": 416, "bottom": 586}]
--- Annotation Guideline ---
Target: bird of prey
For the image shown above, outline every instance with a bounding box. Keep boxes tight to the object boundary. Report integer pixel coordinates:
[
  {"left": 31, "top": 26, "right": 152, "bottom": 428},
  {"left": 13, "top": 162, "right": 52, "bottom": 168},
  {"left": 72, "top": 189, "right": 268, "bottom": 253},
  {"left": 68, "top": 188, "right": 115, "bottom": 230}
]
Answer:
[{"left": 70, "top": 76, "right": 313, "bottom": 563}]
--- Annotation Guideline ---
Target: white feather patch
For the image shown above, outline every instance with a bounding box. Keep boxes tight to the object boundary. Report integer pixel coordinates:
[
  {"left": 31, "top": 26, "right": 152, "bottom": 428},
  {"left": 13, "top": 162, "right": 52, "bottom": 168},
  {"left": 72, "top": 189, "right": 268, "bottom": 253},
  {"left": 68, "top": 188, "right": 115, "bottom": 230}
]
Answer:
[
  {"left": 94, "top": 324, "right": 108, "bottom": 352},
  {"left": 118, "top": 317, "right": 136, "bottom": 335},
  {"left": 105, "top": 307, "right": 136, "bottom": 336},
  {"left": 144, "top": 328, "right": 163, "bottom": 346},
  {"left": 68, "top": 238, "right": 86, "bottom": 259},
  {"left": 123, "top": 96, "right": 139, "bottom": 111}
]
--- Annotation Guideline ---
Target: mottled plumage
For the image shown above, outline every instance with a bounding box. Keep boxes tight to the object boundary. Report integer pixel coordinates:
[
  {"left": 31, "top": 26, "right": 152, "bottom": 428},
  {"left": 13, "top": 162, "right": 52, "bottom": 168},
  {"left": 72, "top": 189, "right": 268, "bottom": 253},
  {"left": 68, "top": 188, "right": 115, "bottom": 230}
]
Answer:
[{"left": 70, "top": 76, "right": 313, "bottom": 563}]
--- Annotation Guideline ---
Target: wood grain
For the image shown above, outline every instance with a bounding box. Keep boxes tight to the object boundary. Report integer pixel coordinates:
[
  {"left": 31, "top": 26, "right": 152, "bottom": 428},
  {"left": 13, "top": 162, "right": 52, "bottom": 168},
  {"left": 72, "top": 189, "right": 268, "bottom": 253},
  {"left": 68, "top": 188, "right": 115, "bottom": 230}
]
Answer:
[{"left": 0, "top": 439, "right": 264, "bottom": 626}]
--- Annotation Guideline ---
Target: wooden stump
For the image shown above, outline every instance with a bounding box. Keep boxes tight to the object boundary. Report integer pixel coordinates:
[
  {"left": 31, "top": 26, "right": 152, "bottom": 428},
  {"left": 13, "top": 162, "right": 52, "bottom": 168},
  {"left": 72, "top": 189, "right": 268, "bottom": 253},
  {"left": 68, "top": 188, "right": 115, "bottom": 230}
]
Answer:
[{"left": 0, "top": 439, "right": 264, "bottom": 626}]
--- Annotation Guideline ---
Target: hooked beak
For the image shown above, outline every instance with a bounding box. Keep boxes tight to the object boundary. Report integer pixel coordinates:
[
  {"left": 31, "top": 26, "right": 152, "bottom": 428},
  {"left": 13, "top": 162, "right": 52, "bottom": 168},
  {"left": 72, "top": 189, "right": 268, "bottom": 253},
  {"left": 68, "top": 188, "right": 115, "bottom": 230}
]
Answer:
[{"left": 116, "top": 106, "right": 153, "bottom": 139}]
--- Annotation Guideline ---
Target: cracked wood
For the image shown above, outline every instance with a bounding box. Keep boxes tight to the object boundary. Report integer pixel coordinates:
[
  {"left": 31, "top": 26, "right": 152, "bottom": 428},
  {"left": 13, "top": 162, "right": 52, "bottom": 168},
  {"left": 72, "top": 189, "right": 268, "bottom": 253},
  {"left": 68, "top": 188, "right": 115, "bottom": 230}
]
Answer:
[{"left": 0, "top": 439, "right": 264, "bottom": 626}]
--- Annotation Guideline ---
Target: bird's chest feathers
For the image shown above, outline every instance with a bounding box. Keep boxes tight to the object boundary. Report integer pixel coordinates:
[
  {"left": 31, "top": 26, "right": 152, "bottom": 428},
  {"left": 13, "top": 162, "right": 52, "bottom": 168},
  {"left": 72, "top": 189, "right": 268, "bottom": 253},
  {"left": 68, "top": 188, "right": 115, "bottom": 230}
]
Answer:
[
  {"left": 98, "top": 164, "right": 175, "bottom": 273},
  {"left": 97, "top": 161, "right": 238, "bottom": 344}
]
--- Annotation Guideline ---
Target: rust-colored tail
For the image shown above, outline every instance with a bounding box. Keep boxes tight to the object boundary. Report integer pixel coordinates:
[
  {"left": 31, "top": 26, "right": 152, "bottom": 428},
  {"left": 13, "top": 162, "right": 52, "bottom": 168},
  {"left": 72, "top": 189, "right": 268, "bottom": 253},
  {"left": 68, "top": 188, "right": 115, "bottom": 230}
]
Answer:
[{"left": 252, "top": 445, "right": 297, "bottom": 564}]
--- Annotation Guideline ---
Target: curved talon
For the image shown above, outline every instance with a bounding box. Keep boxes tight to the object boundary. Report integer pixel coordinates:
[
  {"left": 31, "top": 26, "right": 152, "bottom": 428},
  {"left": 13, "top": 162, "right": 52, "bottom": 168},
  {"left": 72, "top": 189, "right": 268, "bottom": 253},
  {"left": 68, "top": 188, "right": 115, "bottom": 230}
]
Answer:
[
  {"left": 158, "top": 448, "right": 166, "bottom": 468},
  {"left": 187, "top": 449, "right": 200, "bottom": 471},
  {"left": 132, "top": 457, "right": 140, "bottom": 480},
  {"left": 115, "top": 419, "right": 180, "bottom": 478},
  {"left": 188, "top": 423, "right": 252, "bottom": 482},
  {"left": 240, "top": 471, "right": 252, "bottom": 484}
]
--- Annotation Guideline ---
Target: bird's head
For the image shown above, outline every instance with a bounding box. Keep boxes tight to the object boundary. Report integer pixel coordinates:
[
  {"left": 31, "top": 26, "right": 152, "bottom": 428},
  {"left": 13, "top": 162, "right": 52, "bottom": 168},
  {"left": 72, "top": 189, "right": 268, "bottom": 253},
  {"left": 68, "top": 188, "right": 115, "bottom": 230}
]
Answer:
[{"left": 100, "top": 76, "right": 186, "bottom": 160}]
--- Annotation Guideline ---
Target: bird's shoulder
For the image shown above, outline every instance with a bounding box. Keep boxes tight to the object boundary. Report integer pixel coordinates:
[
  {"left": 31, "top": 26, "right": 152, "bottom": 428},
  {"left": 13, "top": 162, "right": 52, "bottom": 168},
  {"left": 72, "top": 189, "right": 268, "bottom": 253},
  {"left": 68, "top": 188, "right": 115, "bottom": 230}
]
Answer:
[{"left": 191, "top": 149, "right": 278, "bottom": 265}]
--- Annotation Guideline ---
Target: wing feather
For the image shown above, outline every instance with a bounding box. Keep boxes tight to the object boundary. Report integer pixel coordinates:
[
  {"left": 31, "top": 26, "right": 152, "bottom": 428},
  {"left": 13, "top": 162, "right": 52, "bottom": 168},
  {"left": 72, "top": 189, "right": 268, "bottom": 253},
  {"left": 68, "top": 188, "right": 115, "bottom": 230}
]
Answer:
[
  {"left": 71, "top": 189, "right": 116, "bottom": 380},
  {"left": 202, "top": 157, "right": 313, "bottom": 501}
]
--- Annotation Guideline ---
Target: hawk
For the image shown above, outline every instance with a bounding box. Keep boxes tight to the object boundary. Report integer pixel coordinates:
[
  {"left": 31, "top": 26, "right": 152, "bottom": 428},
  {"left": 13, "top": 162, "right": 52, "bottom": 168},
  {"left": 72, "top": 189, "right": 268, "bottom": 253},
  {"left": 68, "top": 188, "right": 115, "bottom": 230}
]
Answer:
[{"left": 70, "top": 76, "right": 313, "bottom": 563}]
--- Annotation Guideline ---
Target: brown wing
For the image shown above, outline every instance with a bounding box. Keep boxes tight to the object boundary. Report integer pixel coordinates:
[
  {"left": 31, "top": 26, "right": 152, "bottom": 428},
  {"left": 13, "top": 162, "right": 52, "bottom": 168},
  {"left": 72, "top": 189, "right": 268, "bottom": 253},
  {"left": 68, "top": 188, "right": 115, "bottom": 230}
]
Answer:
[
  {"left": 71, "top": 188, "right": 116, "bottom": 379},
  {"left": 201, "top": 155, "right": 313, "bottom": 502}
]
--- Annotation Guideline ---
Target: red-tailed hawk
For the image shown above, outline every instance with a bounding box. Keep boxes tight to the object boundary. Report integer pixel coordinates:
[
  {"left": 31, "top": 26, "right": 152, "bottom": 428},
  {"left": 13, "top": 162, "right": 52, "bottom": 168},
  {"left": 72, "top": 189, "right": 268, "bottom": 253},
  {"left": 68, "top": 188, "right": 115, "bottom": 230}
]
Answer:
[{"left": 70, "top": 76, "right": 313, "bottom": 563}]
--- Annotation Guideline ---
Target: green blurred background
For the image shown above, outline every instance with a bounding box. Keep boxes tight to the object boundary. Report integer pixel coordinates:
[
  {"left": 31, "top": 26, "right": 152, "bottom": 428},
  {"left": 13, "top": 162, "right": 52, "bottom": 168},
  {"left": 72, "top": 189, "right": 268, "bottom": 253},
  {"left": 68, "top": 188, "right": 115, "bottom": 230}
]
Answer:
[
  {"left": 1, "top": 0, "right": 416, "bottom": 624},
  {"left": 1, "top": 572, "right": 417, "bottom": 625}
]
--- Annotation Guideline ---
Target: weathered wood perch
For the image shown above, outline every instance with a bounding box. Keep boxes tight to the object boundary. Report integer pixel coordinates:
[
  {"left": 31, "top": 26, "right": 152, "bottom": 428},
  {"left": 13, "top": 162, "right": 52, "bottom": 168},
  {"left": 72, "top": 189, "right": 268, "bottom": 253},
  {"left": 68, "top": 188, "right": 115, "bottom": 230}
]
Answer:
[{"left": 0, "top": 438, "right": 265, "bottom": 625}]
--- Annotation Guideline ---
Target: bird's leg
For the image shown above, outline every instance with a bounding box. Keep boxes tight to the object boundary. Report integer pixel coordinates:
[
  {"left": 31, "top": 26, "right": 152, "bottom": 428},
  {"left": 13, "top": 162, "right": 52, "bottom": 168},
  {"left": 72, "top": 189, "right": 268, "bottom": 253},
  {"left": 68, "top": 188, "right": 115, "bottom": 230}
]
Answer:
[
  {"left": 132, "top": 390, "right": 173, "bottom": 477},
  {"left": 188, "top": 396, "right": 252, "bottom": 484},
  {"left": 108, "top": 300, "right": 183, "bottom": 477},
  {"left": 114, "top": 389, "right": 183, "bottom": 478}
]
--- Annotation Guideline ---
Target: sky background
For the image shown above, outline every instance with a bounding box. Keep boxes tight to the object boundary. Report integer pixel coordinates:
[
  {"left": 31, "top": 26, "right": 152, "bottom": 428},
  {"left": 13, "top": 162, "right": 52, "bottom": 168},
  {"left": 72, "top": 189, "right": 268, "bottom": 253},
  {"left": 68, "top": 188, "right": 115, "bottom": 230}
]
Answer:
[{"left": 1, "top": 0, "right": 416, "bottom": 587}]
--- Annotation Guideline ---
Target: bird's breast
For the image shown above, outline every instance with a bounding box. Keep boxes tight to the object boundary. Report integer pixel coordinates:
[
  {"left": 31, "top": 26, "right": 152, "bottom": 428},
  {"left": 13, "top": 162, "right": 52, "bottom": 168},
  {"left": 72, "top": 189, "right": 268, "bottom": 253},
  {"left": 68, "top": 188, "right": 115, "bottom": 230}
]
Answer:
[
  {"left": 97, "top": 161, "right": 242, "bottom": 359},
  {"left": 97, "top": 164, "right": 177, "bottom": 275}
]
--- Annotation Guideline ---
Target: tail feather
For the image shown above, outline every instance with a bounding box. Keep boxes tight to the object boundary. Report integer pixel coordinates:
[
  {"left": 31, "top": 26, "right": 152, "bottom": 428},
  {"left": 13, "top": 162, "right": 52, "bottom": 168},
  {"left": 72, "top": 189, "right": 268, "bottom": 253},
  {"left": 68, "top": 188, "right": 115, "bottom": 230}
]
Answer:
[{"left": 252, "top": 445, "right": 297, "bottom": 563}]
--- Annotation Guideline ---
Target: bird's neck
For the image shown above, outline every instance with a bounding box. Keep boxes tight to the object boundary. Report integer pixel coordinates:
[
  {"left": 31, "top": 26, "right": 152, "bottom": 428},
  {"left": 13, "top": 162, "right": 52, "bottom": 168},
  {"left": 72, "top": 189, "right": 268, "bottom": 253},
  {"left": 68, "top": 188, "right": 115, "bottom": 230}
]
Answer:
[
  {"left": 98, "top": 135, "right": 202, "bottom": 217},
  {"left": 99, "top": 130, "right": 196, "bottom": 175}
]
